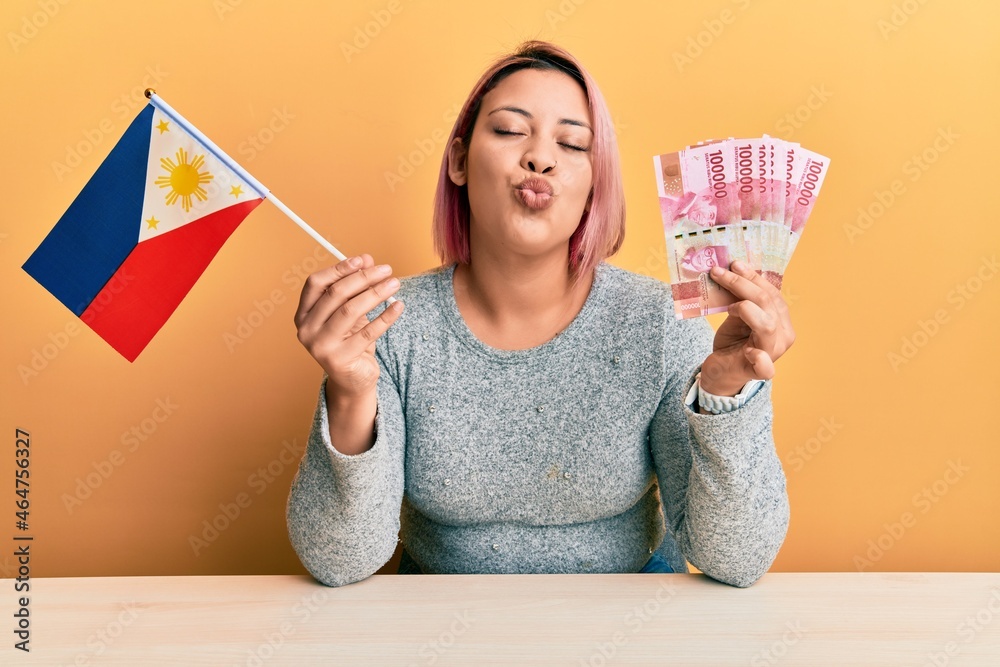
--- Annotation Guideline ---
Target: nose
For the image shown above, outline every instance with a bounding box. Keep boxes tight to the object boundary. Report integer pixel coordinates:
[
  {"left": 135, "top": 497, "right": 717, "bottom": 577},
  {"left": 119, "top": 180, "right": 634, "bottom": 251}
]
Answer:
[
  {"left": 526, "top": 159, "right": 555, "bottom": 174},
  {"left": 521, "top": 141, "right": 556, "bottom": 174}
]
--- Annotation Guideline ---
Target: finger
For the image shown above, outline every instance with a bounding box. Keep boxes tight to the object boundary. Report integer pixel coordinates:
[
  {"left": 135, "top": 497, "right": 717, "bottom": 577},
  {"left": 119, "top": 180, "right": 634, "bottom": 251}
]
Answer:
[
  {"left": 744, "top": 346, "right": 776, "bottom": 380},
  {"left": 345, "top": 255, "right": 380, "bottom": 336},
  {"left": 709, "top": 261, "right": 764, "bottom": 302},
  {"left": 727, "top": 298, "right": 779, "bottom": 347},
  {"left": 733, "top": 260, "right": 782, "bottom": 296},
  {"left": 725, "top": 264, "right": 795, "bottom": 353},
  {"left": 312, "top": 274, "right": 402, "bottom": 342},
  {"left": 295, "top": 255, "right": 365, "bottom": 326},
  {"left": 745, "top": 265, "right": 793, "bottom": 328},
  {"left": 710, "top": 260, "right": 776, "bottom": 301},
  {"left": 349, "top": 256, "right": 377, "bottom": 332},
  {"left": 300, "top": 264, "right": 395, "bottom": 338},
  {"left": 339, "top": 298, "right": 405, "bottom": 358},
  {"left": 347, "top": 311, "right": 369, "bottom": 336},
  {"left": 712, "top": 261, "right": 785, "bottom": 316}
]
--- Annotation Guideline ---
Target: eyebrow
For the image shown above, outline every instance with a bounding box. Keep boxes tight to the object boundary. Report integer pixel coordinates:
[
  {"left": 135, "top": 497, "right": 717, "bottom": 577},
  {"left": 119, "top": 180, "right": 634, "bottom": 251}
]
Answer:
[{"left": 487, "top": 106, "right": 593, "bottom": 132}]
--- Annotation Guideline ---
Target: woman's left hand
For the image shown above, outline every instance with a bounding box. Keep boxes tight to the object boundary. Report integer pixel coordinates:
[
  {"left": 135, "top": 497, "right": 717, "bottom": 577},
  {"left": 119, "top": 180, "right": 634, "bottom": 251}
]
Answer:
[{"left": 698, "top": 260, "right": 796, "bottom": 396}]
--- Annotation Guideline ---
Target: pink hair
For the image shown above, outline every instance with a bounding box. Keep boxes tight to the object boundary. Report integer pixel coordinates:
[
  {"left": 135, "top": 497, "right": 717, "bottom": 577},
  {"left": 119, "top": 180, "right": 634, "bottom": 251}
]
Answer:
[{"left": 432, "top": 41, "right": 625, "bottom": 278}]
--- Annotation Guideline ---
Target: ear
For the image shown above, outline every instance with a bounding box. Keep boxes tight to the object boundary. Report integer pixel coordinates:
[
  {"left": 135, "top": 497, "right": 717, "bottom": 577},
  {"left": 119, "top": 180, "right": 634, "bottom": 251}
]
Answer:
[{"left": 447, "top": 137, "right": 468, "bottom": 186}]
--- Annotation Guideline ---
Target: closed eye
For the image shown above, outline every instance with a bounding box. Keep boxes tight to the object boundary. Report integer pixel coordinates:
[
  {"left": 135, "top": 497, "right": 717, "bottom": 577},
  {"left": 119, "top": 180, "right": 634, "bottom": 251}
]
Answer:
[{"left": 494, "top": 127, "right": 589, "bottom": 152}]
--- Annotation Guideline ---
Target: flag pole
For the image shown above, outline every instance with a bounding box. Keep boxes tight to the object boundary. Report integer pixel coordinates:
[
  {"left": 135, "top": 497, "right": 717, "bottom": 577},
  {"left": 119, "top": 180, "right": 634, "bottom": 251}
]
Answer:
[{"left": 143, "top": 89, "right": 396, "bottom": 303}]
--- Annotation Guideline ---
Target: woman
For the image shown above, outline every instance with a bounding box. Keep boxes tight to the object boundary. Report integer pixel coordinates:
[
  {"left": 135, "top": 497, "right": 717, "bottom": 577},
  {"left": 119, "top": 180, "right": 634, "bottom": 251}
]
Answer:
[{"left": 287, "top": 41, "right": 793, "bottom": 588}]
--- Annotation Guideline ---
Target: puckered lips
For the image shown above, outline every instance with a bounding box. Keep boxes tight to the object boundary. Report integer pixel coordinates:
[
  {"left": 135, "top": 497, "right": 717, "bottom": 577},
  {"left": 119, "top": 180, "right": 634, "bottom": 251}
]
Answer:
[{"left": 514, "top": 177, "right": 555, "bottom": 210}]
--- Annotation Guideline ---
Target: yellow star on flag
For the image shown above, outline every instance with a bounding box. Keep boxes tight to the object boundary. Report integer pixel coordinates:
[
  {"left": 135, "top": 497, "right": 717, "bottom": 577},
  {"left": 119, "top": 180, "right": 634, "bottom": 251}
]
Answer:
[
  {"left": 146, "top": 216, "right": 160, "bottom": 230},
  {"left": 230, "top": 185, "right": 244, "bottom": 198},
  {"left": 155, "top": 119, "right": 170, "bottom": 134}
]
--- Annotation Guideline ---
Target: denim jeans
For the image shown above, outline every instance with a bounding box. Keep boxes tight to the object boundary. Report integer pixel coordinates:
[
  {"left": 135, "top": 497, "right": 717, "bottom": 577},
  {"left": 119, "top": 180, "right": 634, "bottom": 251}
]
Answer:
[
  {"left": 636, "top": 551, "right": 674, "bottom": 573},
  {"left": 397, "top": 548, "right": 674, "bottom": 574}
]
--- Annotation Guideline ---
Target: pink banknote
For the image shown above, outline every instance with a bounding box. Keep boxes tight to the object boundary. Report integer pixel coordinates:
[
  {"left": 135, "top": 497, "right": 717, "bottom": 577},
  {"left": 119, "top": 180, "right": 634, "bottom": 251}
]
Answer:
[
  {"left": 787, "top": 148, "right": 830, "bottom": 233},
  {"left": 654, "top": 143, "right": 742, "bottom": 235},
  {"left": 653, "top": 136, "right": 829, "bottom": 319},
  {"left": 727, "top": 139, "right": 765, "bottom": 282},
  {"left": 783, "top": 142, "right": 800, "bottom": 231},
  {"left": 665, "top": 225, "right": 751, "bottom": 319},
  {"left": 732, "top": 139, "right": 759, "bottom": 222},
  {"left": 767, "top": 137, "right": 788, "bottom": 230}
]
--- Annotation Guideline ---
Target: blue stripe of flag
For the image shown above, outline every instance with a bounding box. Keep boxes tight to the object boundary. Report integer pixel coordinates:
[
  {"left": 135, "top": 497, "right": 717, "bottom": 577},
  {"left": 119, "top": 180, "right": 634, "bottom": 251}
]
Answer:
[{"left": 23, "top": 104, "right": 154, "bottom": 316}]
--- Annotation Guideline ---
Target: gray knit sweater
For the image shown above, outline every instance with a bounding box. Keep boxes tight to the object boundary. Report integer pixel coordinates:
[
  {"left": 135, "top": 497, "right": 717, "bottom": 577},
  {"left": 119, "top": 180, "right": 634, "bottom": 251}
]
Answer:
[{"left": 286, "top": 263, "right": 789, "bottom": 588}]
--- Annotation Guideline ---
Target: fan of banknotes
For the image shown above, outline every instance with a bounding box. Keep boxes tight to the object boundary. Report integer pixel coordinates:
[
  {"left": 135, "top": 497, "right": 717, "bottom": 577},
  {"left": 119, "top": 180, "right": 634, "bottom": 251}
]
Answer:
[{"left": 653, "top": 137, "right": 830, "bottom": 319}]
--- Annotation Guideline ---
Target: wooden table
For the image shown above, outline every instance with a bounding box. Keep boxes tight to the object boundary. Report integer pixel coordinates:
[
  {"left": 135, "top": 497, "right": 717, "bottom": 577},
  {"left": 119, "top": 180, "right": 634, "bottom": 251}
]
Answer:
[{"left": 4, "top": 572, "right": 1000, "bottom": 665}]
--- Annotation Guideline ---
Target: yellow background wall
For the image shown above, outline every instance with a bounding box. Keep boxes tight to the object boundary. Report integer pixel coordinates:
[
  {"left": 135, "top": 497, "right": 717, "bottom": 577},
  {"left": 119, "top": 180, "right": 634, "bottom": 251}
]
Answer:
[{"left": 2, "top": 0, "right": 997, "bottom": 579}]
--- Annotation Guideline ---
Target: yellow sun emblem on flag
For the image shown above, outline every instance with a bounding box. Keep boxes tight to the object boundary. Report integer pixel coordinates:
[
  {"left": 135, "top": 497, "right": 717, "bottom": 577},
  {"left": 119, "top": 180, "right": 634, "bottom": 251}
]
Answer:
[{"left": 154, "top": 148, "right": 214, "bottom": 212}]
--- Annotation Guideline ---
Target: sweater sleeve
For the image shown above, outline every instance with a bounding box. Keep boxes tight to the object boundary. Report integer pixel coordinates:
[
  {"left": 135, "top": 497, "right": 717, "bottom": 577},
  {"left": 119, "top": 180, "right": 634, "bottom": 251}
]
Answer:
[
  {"left": 285, "top": 351, "right": 407, "bottom": 587},
  {"left": 649, "top": 317, "right": 790, "bottom": 588}
]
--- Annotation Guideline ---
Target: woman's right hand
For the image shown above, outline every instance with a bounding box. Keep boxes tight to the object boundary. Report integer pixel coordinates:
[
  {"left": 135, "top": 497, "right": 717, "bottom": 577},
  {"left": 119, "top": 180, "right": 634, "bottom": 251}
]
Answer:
[{"left": 294, "top": 253, "right": 404, "bottom": 417}]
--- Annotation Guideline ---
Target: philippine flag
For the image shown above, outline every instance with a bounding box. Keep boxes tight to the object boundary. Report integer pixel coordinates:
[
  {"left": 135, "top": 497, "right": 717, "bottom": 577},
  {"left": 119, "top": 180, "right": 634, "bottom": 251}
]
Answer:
[{"left": 23, "top": 103, "right": 265, "bottom": 362}]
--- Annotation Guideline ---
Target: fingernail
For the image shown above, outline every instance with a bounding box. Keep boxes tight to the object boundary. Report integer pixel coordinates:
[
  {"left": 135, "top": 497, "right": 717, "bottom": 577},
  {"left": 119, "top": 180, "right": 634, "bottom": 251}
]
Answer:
[
  {"left": 731, "top": 260, "right": 745, "bottom": 272},
  {"left": 348, "top": 256, "right": 362, "bottom": 268},
  {"left": 710, "top": 266, "right": 724, "bottom": 277},
  {"left": 374, "top": 264, "right": 391, "bottom": 275},
  {"left": 387, "top": 277, "right": 400, "bottom": 289}
]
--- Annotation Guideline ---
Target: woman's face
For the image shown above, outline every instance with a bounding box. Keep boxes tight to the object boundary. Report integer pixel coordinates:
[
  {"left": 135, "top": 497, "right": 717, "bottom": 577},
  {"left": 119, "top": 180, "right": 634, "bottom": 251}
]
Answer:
[{"left": 450, "top": 68, "right": 594, "bottom": 264}]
